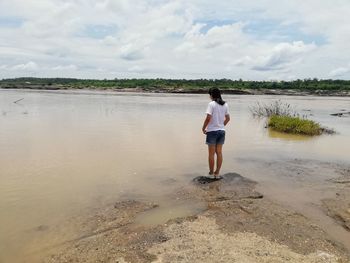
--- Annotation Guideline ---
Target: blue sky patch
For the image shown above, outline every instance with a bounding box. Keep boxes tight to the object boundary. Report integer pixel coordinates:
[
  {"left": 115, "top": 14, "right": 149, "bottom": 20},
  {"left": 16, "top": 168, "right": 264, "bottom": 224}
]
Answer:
[
  {"left": 80, "top": 24, "right": 118, "bottom": 39},
  {"left": 196, "top": 19, "right": 238, "bottom": 34},
  {"left": 0, "top": 17, "right": 24, "bottom": 28},
  {"left": 196, "top": 18, "right": 326, "bottom": 45},
  {"left": 243, "top": 19, "right": 327, "bottom": 45}
]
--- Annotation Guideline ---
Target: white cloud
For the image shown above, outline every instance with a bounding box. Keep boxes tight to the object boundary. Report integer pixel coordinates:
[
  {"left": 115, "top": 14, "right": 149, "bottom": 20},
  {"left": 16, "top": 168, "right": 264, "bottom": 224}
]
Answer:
[
  {"left": 128, "top": 65, "right": 144, "bottom": 73},
  {"left": 51, "top": 64, "right": 78, "bottom": 71},
  {"left": 119, "top": 44, "right": 146, "bottom": 61},
  {"left": 251, "top": 41, "right": 316, "bottom": 71},
  {"left": 176, "top": 22, "right": 247, "bottom": 53},
  {"left": 329, "top": 67, "right": 350, "bottom": 78},
  {"left": 11, "top": 61, "right": 38, "bottom": 71}
]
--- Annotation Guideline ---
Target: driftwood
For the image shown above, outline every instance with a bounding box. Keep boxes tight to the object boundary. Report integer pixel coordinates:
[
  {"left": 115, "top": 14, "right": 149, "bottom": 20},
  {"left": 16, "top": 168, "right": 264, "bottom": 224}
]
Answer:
[{"left": 13, "top": 98, "right": 24, "bottom": 104}]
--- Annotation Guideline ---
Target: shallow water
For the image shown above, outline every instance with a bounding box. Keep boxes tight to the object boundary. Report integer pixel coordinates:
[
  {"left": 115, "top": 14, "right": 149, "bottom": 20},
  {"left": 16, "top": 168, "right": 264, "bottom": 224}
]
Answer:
[
  {"left": 134, "top": 200, "right": 206, "bottom": 227},
  {"left": 0, "top": 89, "right": 349, "bottom": 262}
]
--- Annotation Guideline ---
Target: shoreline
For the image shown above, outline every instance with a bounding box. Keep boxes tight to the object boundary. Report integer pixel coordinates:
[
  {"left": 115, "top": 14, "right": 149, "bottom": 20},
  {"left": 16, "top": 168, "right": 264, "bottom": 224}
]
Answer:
[
  {"left": 1, "top": 86, "right": 350, "bottom": 97},
  {"left": 23, "top": 160, "right": 350, "bottom": 263}
]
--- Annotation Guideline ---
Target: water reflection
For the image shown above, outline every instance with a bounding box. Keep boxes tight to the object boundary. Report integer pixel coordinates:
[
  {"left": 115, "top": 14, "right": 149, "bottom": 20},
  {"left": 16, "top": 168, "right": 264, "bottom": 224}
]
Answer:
[{"left": 267, "top": 129, "right": 315, "bottom": 141}]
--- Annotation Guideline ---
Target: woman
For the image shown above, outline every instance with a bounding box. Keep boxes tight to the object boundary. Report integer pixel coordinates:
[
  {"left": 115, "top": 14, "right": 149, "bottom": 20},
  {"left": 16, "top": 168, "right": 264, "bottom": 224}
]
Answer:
[{"left": 201, "top": 88, "right": 230, "bottom": 178}]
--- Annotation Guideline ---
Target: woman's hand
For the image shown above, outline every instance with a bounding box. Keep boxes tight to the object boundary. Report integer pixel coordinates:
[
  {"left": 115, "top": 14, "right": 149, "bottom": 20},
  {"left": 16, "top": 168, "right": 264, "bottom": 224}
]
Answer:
[{"left": 202, "top": 114, "right": 211, "bottom": 135}]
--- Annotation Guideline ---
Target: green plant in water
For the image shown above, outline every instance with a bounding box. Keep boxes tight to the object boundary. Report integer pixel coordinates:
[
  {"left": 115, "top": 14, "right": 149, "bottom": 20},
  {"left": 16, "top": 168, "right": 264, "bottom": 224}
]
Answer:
[{"left": 268, "top": 115, "right": 322, "bottom": 136}]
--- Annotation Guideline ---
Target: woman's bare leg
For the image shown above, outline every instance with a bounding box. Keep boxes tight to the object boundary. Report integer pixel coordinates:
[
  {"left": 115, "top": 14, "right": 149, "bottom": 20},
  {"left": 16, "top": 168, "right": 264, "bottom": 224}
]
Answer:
[
  {"left": 214, "top": 144, "right": 223, "bottom": 176},
  {"left": 208, "top": 145, "right": 216, "bottom": 175}
]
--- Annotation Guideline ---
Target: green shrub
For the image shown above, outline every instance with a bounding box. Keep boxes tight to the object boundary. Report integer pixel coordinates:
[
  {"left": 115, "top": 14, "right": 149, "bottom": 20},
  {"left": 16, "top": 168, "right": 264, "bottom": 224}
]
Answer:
[{"left": 268, "top": 115, "right": 322, "bottom": 136}]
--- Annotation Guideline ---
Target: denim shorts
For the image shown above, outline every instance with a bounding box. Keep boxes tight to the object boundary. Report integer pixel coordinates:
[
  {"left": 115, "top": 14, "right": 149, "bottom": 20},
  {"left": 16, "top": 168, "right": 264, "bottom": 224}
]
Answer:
[{"left": 206, "top": 130, "right": 226, "bottom": 145}]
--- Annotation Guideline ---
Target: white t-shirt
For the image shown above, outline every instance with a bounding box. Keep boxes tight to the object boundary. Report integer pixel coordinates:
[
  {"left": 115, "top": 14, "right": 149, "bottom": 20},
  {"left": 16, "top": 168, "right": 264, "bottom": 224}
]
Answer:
[{"left": 205, "top": 101, "right": 229, "bottom": 132}]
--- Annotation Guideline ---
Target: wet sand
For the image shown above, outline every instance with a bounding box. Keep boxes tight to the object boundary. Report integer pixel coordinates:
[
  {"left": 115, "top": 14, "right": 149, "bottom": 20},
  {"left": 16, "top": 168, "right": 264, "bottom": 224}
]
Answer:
[
  {"left": 323, "top": 167, "right": 350, "bottom": 232},
  {"left": 25, "top": 162, "right": 350, "bottom": 263}
]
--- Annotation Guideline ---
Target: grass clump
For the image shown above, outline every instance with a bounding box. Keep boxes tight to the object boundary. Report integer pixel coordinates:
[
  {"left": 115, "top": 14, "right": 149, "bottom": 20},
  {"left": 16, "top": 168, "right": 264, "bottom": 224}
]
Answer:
[
  {"left": 249, "top": 100, "right": 295, "bottom": 117},
  {"left": 250, "top": 99, "right": 334, "bottom": 135},
  {"left": 268, "top": 115, "right": 322, "bottom": 136}
]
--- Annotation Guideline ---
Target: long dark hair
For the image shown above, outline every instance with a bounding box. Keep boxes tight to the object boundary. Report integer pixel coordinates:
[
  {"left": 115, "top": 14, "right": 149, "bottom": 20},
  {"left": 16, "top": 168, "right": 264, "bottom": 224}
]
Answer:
[{"left": 209, "top": 87, "right": 225, "bottom": 105}]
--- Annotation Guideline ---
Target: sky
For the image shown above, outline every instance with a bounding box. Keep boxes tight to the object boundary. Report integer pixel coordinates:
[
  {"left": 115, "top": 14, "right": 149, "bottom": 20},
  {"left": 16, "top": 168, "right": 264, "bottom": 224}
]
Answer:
[{"left": 0, "top": 0, "right": 349, "bottom": 80}]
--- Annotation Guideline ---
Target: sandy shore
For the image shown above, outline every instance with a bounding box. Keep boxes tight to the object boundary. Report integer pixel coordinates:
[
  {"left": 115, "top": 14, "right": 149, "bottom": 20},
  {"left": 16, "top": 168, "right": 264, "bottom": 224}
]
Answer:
[{"left": 21, "top": 162, "right": 349, "bottom": 263}]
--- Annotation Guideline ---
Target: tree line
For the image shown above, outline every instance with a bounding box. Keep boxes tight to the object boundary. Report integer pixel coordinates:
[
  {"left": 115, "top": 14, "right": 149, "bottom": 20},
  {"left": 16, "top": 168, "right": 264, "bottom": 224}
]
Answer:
[{"left": 1, "top": 77, "right": 349, "bottom": 91}]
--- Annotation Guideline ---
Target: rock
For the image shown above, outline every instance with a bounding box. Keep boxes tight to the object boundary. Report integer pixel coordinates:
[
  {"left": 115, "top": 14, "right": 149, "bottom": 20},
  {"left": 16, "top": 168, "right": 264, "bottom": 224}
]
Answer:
[
  {"left": 193, "top": 173, "right": 256, "bottom": 185},
  {"left": 192, "top": 176, "right": 223, "bottom": 184},
  {"left": 330, "top": 112, "right": 350, "bottom": 117},
  {"left": 246, "top": 192, "right": 264, "bottom": 199},
  {"left": 114, "top": 200, "right": 139, "bottom": 209}
]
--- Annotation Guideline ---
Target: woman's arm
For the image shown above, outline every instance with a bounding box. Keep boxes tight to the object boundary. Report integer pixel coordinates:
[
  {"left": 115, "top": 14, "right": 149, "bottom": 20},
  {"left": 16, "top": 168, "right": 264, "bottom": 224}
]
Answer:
[
  {"left": 202, "top": 114, "right": 212, "bottom": 134},
  {"left": 224, "top": 114, "right": 230, "bottom": 126}
]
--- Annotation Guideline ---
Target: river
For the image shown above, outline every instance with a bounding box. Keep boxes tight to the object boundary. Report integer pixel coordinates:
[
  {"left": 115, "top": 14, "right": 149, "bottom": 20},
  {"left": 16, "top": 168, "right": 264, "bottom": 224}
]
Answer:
[{"left": 0, "top": 89, "right": 349, "bottom": 262}]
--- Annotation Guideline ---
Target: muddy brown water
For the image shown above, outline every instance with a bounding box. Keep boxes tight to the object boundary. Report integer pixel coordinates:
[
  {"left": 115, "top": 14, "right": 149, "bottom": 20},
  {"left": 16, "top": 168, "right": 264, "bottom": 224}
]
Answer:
[{"left": 0, "top": 89, "right": 349, "bottom": 262}]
